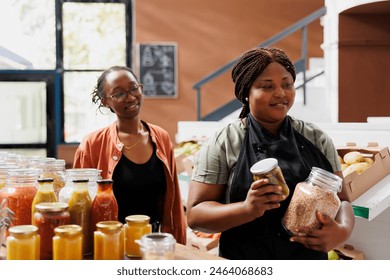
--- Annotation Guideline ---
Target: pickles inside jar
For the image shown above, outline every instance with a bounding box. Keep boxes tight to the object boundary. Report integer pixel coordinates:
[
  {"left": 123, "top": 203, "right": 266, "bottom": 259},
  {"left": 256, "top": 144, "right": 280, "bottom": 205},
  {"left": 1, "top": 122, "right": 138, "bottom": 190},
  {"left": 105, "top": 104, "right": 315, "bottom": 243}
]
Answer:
[{"left": 250, "top": 158, "right": 290, "bottom": 197}]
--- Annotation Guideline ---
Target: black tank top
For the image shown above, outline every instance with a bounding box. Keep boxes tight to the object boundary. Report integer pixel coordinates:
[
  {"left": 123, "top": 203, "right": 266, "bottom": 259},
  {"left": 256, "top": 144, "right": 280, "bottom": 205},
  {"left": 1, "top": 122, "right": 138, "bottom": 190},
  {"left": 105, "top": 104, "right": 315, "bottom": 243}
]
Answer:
[{"left": 112, "top": 145, "right": 166, "bottom": 226}]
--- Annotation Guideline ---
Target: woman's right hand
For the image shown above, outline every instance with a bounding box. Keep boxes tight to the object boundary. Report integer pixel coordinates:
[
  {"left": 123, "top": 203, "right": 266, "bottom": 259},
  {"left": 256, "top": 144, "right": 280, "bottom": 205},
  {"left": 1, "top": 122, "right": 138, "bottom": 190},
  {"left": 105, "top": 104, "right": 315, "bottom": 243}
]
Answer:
[{"left": 242, "top": 178, "right": 287, "bottom": 219}]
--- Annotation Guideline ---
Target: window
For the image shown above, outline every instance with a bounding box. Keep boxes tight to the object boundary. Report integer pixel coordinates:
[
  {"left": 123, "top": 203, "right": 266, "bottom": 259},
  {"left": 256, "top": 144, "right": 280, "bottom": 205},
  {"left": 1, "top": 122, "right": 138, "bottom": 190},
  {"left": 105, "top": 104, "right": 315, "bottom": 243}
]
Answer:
[{"left": 0, "top": 0, "right": 133, "bottom": 157}]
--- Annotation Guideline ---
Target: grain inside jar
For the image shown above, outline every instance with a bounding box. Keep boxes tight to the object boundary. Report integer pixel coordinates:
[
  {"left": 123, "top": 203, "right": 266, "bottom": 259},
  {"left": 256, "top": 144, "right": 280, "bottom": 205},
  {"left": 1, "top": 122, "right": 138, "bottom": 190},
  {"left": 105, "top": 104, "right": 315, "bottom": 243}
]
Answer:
[{"left": 282, "top": 167, "right": 342, "bottom": 236}]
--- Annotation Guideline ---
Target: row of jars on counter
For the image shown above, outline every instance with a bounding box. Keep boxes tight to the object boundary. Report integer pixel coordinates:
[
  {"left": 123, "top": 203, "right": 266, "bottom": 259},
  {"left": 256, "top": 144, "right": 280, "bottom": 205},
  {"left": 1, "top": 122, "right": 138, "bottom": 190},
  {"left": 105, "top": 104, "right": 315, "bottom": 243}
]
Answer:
[
  {"left": 7, "top": 215, "right": 176, "bottom": 260},
  {"left": 0, "top": 152, "right": 176, "bottom": 260}
]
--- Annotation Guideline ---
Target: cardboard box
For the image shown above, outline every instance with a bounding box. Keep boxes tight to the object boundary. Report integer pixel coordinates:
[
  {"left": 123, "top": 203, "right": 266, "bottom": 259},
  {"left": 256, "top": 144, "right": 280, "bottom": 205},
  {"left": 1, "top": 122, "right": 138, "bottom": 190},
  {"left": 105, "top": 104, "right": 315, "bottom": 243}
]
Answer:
[
  {"left": 334, "top": 244, "right": 365, "bottom": 260},
  {"left": 338, "top": 142, "right": 390, "bottom": 201}
]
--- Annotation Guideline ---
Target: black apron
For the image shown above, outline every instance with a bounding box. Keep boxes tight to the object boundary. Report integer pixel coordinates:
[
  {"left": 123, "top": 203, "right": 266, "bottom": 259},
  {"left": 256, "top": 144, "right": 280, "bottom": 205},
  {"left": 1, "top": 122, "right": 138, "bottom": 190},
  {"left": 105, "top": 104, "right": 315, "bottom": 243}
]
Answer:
[{"left": 219, "top": 114, "right": 334, "bottom": 260}]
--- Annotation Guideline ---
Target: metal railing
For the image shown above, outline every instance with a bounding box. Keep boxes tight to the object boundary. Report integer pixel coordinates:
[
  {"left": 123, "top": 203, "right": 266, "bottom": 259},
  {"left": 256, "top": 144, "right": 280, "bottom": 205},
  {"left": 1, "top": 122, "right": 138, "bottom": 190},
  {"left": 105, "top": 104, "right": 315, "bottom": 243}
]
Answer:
[{"left": 193, "top": 6, "right": 327, "bottom": 121}]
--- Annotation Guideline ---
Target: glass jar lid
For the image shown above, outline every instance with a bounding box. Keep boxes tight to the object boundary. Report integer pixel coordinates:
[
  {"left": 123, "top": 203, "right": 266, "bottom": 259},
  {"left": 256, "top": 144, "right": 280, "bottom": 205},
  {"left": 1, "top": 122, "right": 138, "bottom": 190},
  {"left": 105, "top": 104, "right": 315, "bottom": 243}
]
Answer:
[
  {"left": 35, "top": 202, "right": 69, "bottom": 212},
  {"left": 9, "top": 225, "right": 38, "bottom": 237},
  {"left": 96, "top": 221, "right": 123, "bottom": 232},
  {"left": 138, "top": 232, "right": 176, "bottom": 248},
  {"left": 125, "top": 214, "right": 150, "bottom": 224},
  {"left": 250, "top": 158, "right": 278, "bottom": 175},
  {"left": 54, "top": 224, "right": 82, "bottom": 236}
]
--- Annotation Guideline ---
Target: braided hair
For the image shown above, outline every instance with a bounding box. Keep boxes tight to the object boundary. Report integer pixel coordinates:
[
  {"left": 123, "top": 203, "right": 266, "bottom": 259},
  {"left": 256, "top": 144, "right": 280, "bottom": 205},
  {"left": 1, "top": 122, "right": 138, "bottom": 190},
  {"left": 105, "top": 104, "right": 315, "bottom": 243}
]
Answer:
[
  {"left": 231, "top": 47, "right": 296, "bottom": 119},
  {"left": 92, "top": 66, "right": 138, "bottom": 112}
]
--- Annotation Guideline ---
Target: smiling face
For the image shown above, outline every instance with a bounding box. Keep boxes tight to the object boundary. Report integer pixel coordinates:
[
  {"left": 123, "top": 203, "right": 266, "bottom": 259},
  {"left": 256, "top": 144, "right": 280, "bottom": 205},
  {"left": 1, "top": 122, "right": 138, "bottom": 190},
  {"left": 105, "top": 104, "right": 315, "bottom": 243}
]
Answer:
[
  {"left": 102, "top": 69, "right": 143, "bottom": 120},
  {"left": 248, "top": 62, "right": 295, "bottom": 129}
]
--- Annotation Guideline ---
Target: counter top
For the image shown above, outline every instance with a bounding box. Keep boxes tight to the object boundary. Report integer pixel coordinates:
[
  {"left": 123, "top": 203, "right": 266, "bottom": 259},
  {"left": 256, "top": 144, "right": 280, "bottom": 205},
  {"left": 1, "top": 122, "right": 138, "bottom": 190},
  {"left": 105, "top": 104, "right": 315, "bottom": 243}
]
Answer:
[{"left": 0, "top": 243, "right": 224, "bottom": 260}]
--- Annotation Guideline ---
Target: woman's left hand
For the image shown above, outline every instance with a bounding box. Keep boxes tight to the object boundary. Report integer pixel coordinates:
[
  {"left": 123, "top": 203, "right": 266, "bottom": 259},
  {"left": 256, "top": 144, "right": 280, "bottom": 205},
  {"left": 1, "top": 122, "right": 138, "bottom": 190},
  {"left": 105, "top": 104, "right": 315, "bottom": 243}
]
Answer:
[{"left": 289, "top": 211, "right": 349, "bottom": 252}]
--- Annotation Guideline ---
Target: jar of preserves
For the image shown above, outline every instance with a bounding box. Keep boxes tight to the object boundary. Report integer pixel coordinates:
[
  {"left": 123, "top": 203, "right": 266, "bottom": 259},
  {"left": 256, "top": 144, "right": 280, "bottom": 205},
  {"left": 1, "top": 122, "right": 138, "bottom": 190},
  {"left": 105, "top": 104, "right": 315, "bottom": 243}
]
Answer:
[
  {"left": 68, "top": 179, "right": 92, "bottom": 255},
  {"left": 91, "top": 179, "right": 118, "bottom": 232},
  {"left": 94, "top": 221, "right": 124, "bottom": 260},
  {"left": 0, "top": 168, "right": 40, "bottom": 226},
  {"left": 52, "top": 224, "right": 83, "bottom": 260},
  {"left": 138, "top": 233, "right": 176, "bottom": 260},
  {"left": 6, "top": 225, "right": 40, "bottom": 260},
  {"left": 40, "top": 158, "right": 66, "bottom": 200},
  {"left": 282, "top": 167, "right": 342, "bottom": 236},
  {"left": 33, "top": 202, "right": 70, "bottom": 260},
  {"left": 250, "top": 158, "right": 289, "bottom": 196},
  {"left": 124, "top": 215, "right": 152, "bottom": 258},
  {"left": 31, "top": 178, "right": 57, "bottom": 224},
  {"left": 59, "top": 168, "right": 102, "bottom": 203}
]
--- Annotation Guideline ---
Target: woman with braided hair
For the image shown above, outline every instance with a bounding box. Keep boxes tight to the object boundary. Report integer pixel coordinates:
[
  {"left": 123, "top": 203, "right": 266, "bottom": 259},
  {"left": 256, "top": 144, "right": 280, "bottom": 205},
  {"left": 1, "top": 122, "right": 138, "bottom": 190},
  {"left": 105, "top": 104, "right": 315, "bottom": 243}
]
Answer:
[{"left": 187, "top": 47, "right": 355, "bottom": 259}]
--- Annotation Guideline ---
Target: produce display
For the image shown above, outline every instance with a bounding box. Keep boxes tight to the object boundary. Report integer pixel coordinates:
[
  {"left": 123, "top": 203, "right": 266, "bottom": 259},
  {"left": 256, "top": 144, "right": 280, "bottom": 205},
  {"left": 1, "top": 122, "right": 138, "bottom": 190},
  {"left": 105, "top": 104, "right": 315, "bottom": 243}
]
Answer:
[
  {"left": 174, "top": 141, "right": 201, "bottom": 157},
  {"left": 339, "top": 151, "right": 374, "bottom": 177}
]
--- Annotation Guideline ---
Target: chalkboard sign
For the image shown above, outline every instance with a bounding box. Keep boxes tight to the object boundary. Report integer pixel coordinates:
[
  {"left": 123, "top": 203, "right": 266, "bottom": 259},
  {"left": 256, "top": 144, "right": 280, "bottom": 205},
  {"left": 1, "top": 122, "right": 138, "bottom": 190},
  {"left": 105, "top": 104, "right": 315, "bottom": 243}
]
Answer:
[{"left": 137, "top": 43, "right": 178, "bottom": 98}]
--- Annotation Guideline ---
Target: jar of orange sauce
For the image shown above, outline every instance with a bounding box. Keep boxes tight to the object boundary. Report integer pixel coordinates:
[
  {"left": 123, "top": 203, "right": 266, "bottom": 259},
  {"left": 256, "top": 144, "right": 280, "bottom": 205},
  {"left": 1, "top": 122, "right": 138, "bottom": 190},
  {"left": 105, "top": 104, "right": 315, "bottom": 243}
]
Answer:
[
  {"left": 124, "top": 215, "right": 152, "bottom": 258},
  {"left": 94, "top": 221, "right": 124, "bottom": 260},
  {"left": 6, "top": 225, "right": 40, "bottom": 260},
  {"left": 52, "top": 224, "right": 83, "bottom": 260}
]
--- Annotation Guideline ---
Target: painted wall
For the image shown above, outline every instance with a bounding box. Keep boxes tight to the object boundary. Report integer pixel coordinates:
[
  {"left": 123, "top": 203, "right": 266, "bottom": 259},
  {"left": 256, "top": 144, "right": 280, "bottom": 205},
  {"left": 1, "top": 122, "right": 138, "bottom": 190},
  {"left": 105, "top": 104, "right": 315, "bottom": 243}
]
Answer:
[
  {"left": 338, "top": 2, "right": 390, "bottom": 122},
  {"left": 133, "top": 0, "right": 325, "bottom": 143}
]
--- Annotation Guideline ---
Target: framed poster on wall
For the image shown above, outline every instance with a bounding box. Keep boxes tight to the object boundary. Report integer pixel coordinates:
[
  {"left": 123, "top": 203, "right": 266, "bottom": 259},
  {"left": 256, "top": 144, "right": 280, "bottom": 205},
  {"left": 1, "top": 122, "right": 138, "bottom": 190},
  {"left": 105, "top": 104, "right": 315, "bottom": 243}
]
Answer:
[{"left": 137, "top": 43, "right": 178, "bottom": 98}]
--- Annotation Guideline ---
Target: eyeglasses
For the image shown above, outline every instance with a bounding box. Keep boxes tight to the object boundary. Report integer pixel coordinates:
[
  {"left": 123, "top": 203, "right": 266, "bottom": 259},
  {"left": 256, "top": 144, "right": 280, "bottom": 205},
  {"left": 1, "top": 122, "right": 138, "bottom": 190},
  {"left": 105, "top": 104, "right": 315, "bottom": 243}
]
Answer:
[{"left": 105, "top": 84, "right": 143, "bottom": 103}]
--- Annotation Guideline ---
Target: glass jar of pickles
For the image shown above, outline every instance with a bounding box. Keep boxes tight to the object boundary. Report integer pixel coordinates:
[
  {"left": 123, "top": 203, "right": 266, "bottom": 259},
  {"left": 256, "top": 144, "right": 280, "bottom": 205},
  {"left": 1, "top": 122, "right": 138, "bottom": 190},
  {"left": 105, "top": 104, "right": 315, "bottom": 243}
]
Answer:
[
  {"left": 33, "top": 202, "right": 70, "bottom": 260},
  {"left": 138, "top": 233, "right": 176, "bottom": 260},
  {"left": 124, "top": 215, "right": 152, "bottom": 258},
  {"left": 6, "top": 225, "right": 40, "bottom": 260},
  {"left": 250, "top": 158, "right": 289, "bottom": 196},
  {"left": 94, "top": 221, "right": 124, "bottom": 260},
  {"left": 52, "top": 224, "right": 83, "bottom": 260}
]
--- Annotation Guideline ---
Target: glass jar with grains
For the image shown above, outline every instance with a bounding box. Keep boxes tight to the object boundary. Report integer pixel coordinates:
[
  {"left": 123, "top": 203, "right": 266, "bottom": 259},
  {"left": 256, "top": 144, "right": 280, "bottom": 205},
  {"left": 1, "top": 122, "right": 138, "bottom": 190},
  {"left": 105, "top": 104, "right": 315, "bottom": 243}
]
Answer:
[{"left": 282, "top": 167, "right": 342, "bottom": 236}]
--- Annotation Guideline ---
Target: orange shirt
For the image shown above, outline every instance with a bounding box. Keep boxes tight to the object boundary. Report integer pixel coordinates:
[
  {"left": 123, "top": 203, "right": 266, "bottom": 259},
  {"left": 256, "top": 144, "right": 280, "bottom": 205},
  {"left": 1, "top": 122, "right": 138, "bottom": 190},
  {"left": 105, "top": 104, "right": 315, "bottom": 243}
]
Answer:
[{"left": 73, "top": 121, "right": 186, "bottom": 244}]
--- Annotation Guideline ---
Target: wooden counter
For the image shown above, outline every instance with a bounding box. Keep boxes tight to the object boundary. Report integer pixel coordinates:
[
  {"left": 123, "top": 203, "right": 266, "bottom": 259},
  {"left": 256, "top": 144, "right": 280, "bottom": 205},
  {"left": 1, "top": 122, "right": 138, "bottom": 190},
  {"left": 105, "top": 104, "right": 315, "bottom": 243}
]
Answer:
[{"left": 0, "top": 243, "right": 224, "bottom": 260}]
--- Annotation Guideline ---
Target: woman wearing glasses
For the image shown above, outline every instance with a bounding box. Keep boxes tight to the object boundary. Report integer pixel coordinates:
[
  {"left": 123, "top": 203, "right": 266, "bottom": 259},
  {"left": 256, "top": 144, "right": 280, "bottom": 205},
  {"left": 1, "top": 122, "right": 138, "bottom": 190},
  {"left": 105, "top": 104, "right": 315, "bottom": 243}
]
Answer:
[{"left": 73, "top": 66, "right": 186, "bottom": 244}]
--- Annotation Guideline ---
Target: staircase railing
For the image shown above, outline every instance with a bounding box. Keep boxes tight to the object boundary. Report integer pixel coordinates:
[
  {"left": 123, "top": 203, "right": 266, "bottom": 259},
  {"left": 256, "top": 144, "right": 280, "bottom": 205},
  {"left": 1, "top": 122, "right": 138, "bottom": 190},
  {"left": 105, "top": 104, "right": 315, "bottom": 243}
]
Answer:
[{"left": 193, "top": 6, "right": 327, "bottom": 121}]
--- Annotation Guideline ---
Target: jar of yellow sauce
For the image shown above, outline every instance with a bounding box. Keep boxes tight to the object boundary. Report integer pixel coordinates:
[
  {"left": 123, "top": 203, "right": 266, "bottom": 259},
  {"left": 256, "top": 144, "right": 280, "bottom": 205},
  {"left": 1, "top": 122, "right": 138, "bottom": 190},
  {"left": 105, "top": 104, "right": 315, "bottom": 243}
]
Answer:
[
  {"left": 68, "top": 179, "right": 92, "bottom": 256},
  {"left": 31, "top": 178, "right": 57, "bottom": 224},
  {"left": 124, "top": 215, "right": 152, "bottom": 258},
  {"left": 52, "top": 224, "right": 83, "bottom": 260},
  {"left": 94, "top": 221, "right": 124, "bottom": 260},
  {"left": 6, "top": 225, "right": 40, "bottom": 260}
]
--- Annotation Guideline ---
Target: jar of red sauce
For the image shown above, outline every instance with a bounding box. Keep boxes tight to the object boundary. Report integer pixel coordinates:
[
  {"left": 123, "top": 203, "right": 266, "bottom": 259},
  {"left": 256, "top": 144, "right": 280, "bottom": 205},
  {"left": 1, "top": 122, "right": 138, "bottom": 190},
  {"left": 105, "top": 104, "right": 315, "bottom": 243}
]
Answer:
[
  {"left": 33, "top": 202, "right": 70, "bottom": 259},
  {"left": 0, "top": 168, "right": 40, "bottom": 226},
  {"left": 91, "top": 179, "right": 118, "bottom": 232}
]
